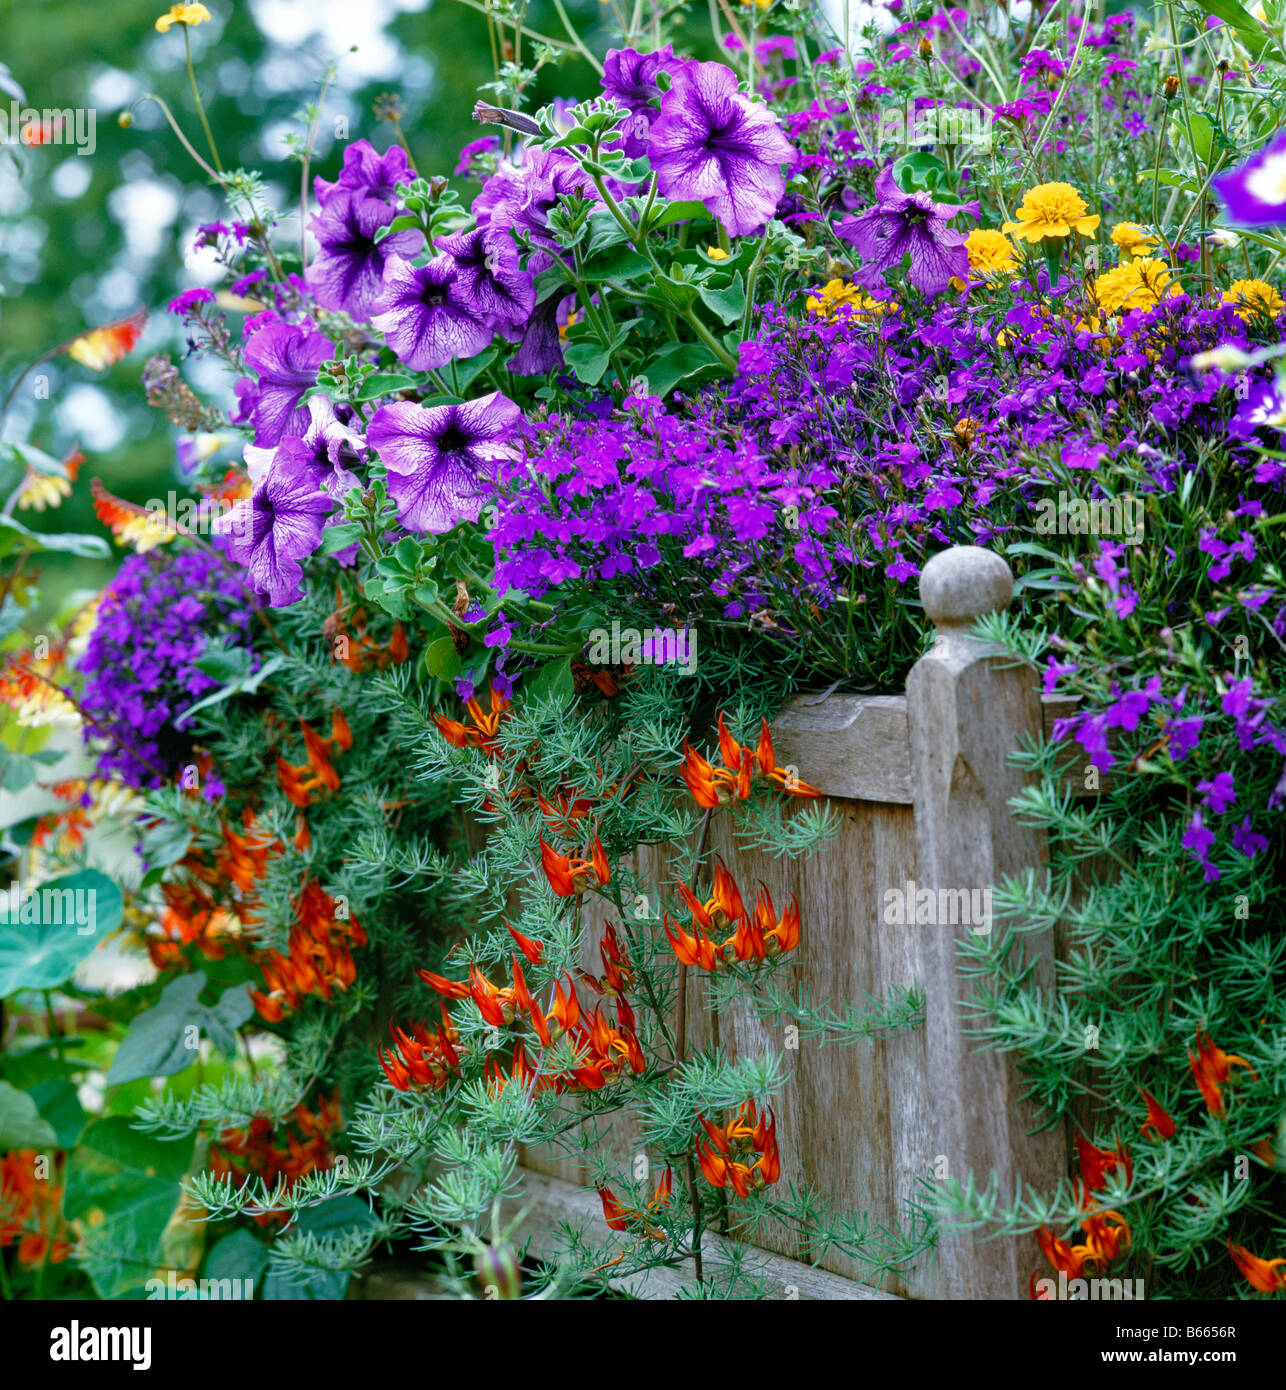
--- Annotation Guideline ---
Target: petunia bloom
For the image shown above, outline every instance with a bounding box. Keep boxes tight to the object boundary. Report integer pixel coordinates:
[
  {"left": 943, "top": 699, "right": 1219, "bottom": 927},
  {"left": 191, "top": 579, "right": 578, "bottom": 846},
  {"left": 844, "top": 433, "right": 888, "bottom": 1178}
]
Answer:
[
  {"left": 365, "top": 392, "right": 523, "bottom": 533},
  {"left": 435, "top": 225, "right": 536, "bottom": 328},
  {"left": 305, "top": 189, "right": 423, "bottom": 321},
  {"left": 601, "top": 44, "right": 684, "bottom": 157},
  {"left": 314, "top": 138, "right": 415, "bottom": 207},
  {"left": 836, "top": 165, "right": 969, "bottom": 296},
  {"left": 647, "top": 60, "right": 796, "bottom": 238},
  {"left": 237, "top": 323, "right": 335, "bottom": 447},
  {"left": 213, "top": 438, "right": 334, "bottom": 605},
  {"left": 1213, "top": 130, "right": 1286, "bottom": 226},
  {"left": 370, "top": 254, "right": 494, "bottom": 371}
]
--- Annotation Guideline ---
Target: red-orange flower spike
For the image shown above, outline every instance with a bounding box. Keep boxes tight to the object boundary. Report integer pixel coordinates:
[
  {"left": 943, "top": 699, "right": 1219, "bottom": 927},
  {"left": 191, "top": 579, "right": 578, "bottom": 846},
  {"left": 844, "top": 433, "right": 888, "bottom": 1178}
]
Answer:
[
  {"left": 1075, "top": 1133, "right": 1133, "bottom": 1194},
  {"left": 1188, "top": 1026, "right": 1256, "bottom": 1116},
  {"left": 1227, "top": 1238, "right": 1286, "bottom": 1293},
  {"left": 507, "top": 922, "right": 545, "bottom": 965},
  {"left": 540, "top": 835, "right": 609, "bottom": 897},
  {"left": 1139, "top": 1088, "right": 1177, "bottom": 1141},
  {"left": 417, "top": 968, "right": 472, "bottom": 1000},
  {"left": 65, "top": 310, "right": 146, "bottom": 371}
]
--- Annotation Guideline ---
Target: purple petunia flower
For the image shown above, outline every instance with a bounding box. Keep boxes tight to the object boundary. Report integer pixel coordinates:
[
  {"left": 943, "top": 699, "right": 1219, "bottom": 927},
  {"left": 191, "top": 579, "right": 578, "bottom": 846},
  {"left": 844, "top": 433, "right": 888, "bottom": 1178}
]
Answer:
[
  {"left": 306, "top": 189, "right": 423, "bottom": 321},
  {"left": 647, "top": 60, "right": 796, "bottom": 238},
  {"left": 601, "top": 45, "right": 684, "bottom": 157},
  {"left": 244, "top": 394, "right": 364, "bottom": 496},
  {"left": 473, "top": 147, "right": 598, "bottom": 268},
  {"left": 237, "top": 323, "right": 335, "bottom": 447},
  {"left": 214, "top": 438, "right": 334, "bottom": 606},
  {"left": 371, "top": 254, "right": 494, "bottom": 372},
  {"left": 366, "top": 392, "right": 523, "bottom": 533},
  {"left": 1213, "top": 130, "right": 1286, "bottom": 227},
  {"left": 314, "top": 138, "right": 415, "bottom": 207},
  {"left": 836, "top": 165, "right": 969, "bottom": 296},
  {"left": 436, "top": 226, "right": 536, "bottom": 328}
]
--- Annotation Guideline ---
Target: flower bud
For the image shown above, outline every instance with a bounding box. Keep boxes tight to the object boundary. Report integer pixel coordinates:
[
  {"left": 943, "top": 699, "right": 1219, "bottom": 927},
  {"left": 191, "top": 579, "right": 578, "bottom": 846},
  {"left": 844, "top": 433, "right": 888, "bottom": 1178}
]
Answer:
[{"left": 474, "top": 1242, "right": 523, "bottom": 1300}]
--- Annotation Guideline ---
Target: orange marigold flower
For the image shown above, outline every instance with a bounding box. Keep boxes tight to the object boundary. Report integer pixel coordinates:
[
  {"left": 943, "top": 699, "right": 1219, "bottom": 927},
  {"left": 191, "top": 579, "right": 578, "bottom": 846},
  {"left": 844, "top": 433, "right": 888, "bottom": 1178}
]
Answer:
[
  {"left": 1188, "top": 1025, "right": 1256, "bottom": 1116},
  {"left": 1227, "top": 1238, "right": 1286, "bottom": 1293}
]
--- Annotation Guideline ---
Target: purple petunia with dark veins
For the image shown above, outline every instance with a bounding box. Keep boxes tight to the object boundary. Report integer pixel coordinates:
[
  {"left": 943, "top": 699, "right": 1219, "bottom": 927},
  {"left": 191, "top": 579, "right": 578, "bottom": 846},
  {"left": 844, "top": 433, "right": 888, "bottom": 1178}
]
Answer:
[
  {"left": 214, "top": 437, "right": 335, "bottom": 606},
  {"left": 473, "top": 146, "right": 598, "bottom": 268},
  {"left": 236, "top": 322, "right": 336, "bottom": 447},
  {"left": 366, "top": 391, "right": 523, "bottom": 533},
  {"left": 835, "top": 165, "right": 969, "bottom": 296},
  {"left": 306, "top": 188, "right": 424, "bottom": 322},
  {"left": 601, "top": 44, "right": 685, "bottom": 157},
  {"left": 436, "top": 225, "right": 536, "bottom": 328},
  {"left": 244, "top": 394, "right": 364, "bottom": 496},
  {"left": 647, "top": 60, "right": 796, "bottom": 238},
  {"left": 314, "top": 138, "right": 416, "bottom": 207},
  {"left": 371, "top": 254, "right": 494, "bottom": 371}
]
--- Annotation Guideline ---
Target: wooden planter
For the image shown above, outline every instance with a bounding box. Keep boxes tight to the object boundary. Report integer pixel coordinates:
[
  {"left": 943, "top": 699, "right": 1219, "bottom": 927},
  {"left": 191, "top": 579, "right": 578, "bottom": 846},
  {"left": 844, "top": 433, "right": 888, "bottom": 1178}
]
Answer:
[{"left": 512, "top": 546, "right": 1089, "bottom": 1301}]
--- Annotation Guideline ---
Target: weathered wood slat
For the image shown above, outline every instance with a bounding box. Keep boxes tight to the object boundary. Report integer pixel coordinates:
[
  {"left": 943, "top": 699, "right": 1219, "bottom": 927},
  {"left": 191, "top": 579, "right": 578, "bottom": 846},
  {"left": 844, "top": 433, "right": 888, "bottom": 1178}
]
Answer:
[{"left": 510, "top": 1170, "right": 900, "bottom": 1300}]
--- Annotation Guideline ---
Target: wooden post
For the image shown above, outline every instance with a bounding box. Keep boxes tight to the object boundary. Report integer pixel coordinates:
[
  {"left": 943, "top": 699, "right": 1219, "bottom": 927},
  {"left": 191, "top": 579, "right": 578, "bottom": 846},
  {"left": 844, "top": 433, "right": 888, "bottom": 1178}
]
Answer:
[{"left": 905, "top": 546, "right": 1064, "bottom": 1299}]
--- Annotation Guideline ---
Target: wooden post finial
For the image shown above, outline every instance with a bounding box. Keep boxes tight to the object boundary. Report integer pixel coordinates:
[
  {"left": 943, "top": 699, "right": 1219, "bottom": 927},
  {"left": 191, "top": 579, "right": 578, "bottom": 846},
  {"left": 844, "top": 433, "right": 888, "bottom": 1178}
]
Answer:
[{"left": 919, "top": 546, "right": 1013, "bottom": 628}]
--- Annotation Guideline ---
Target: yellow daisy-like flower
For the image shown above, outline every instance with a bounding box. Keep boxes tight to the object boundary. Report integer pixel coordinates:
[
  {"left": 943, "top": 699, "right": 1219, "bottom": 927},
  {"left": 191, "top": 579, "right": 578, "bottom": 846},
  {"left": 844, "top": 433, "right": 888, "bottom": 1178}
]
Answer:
[
  {"left": 1221, "top": 278, "right": 1285, "bottom": 322},
  {"left": 1091, "top": 257, "right": 1180, "bottom": 317},
  {"left": 1111, "top": 222, "right": 1158, "bottom": 258},
  {"left": 155, "top": 3, "right": 211, "bottom": 32},
  {"left": 1001, "top": 183, "right": 1100, "bottom": 243},
  {"left": 964, "top": 228, "right": 1018, "bottom": 279},
  {"left": 805, "top": 279, "right": 895, "bottom": 321}
]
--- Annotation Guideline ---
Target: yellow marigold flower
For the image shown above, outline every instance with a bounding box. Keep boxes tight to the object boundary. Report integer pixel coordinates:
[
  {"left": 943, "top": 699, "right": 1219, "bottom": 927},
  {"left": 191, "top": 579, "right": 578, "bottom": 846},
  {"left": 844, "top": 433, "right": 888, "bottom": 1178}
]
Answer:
[
  {"left": 964, "top": 229, "right": 1017, "bottom": 279},
  {"left": 805, "top": 280, "right": 894, "bottom": 321},
  {"left": 1111, "top": 222, "right": 1158, "bottom": 258},
  {"left": 1091, "top": 257, "right": 1180, "bottom": 316},
  {"left": 1001, "top": 183, "right": 1100, "bottom": 243},
  {"left": 155, "top": 3, "right": 211, "bottom": 31},
  {"left": 706, "top": 246, "right": 730, "bottom": 261},
  {"left": 1221, "top": 278, "right": 1285, "bottom": 322}
]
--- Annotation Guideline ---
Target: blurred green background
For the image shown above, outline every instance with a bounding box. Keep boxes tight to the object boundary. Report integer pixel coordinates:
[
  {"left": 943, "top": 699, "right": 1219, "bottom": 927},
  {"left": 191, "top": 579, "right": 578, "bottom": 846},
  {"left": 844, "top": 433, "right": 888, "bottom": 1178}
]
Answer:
[{"left": 1, "top": 0, "right": 716, "bottom": 618}]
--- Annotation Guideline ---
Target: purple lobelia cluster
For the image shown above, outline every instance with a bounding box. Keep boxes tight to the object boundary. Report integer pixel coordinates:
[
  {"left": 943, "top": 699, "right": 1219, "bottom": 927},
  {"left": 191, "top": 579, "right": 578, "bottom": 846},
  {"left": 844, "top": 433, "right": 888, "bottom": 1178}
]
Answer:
[{"left": 76, "top": 549, "right": 255, "bottom": 788}]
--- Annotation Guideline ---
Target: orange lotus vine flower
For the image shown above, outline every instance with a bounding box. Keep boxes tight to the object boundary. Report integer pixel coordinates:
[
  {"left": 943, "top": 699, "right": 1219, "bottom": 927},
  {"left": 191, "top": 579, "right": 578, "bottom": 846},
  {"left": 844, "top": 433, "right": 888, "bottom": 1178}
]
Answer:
[
  {"left": 540, "top": 833, "right": 610, "bottom": 897},
  {"left": 598, "top": 1166, "right": 673, "bottom": 1239},
  {"left": 1075, "top": 1133, "right": 1133, "bottom": 1194},
  {"left": 1227, "top": 1238, "right": 1286, "bottom": 1293},
  {"left": 696, "top": 1101, "right": 781, "bottom": 1197},
  {"left": 665, "top": 861, "right": 799, "bottom": 970},
  {"left": 275, "top": 711, "right": 351, "bottom": 808},
  {"left": 0, "top": 1151, "right": 73, "bottom": 1267},
  {"left": 1139, "top": 1088, "right": 1177, "bottom": 1141},
  {"left": 679, "top": 713, "right": 822, "bottom": 810},
  {"left": 378, "top": 1016, "right": 461, "bottom": 1092},
  {"left": 1188, "top": 1026, "right": 1256, "bottom": 1116},
  {"left": 430, "top": 682, "right": 510, "bottom": 756}
]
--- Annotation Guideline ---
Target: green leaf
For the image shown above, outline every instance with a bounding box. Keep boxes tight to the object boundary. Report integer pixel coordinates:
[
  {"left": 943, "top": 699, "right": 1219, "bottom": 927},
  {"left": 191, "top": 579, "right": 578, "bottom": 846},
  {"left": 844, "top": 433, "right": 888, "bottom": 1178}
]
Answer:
[
  {"left": 696, "top": 272, "right": 746, "bottom": 326},
  {"left": 354, "top": 372, "right": 418, "bottom": 402},
  {"left": 578, "top": 244, "right": 650, "bottom": 283},
  {"left": 318, "top": 521, "right": 363, "bottom": 557},
  {"left": 177, "top": 653, "right": 286, "bottom": 722},
  {"left": 0, "top": 1079, "right": 58, "bottom": 1148},
  {"left": 892, "top": 151, "right": 953, "bottom": 201},
  {"left": 1136, "top": 168, "right": 1202, "bottom": 194},
  {"left": 562, "top": 340, "right": 614, "bottom": 387},
  {"left": 28, "top": 1077, "right": 88, "bottom": 1148},
  {"left": 650, "top": 199, "right": 709, "bottom": 229},
  {"left": 423, "top": 635, "right": 463, "bottom": 682},
  {"left": 106, "top": 972, "right": 253, "bottom": 1085},
  {"left": 204, "top": 1229, "right": 269, "bottom": 1289},
  {"left": 523, "top": 655, "right": 573, "bottom": 709},
  {"left": 0, "top": 870, "right": 124, "bottom": 996},
  {"left": 643, "top": 342, "right": 724, "bottom": 399},
  {"left": 0, "top": 514, "right": 109, "bottom": 559},
  {"left": 1192, "top": 0, "right": 1267, "bottom": 43},
  {"left": 63, "top": 1117, "right": 195, "bottom": 1299}
]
